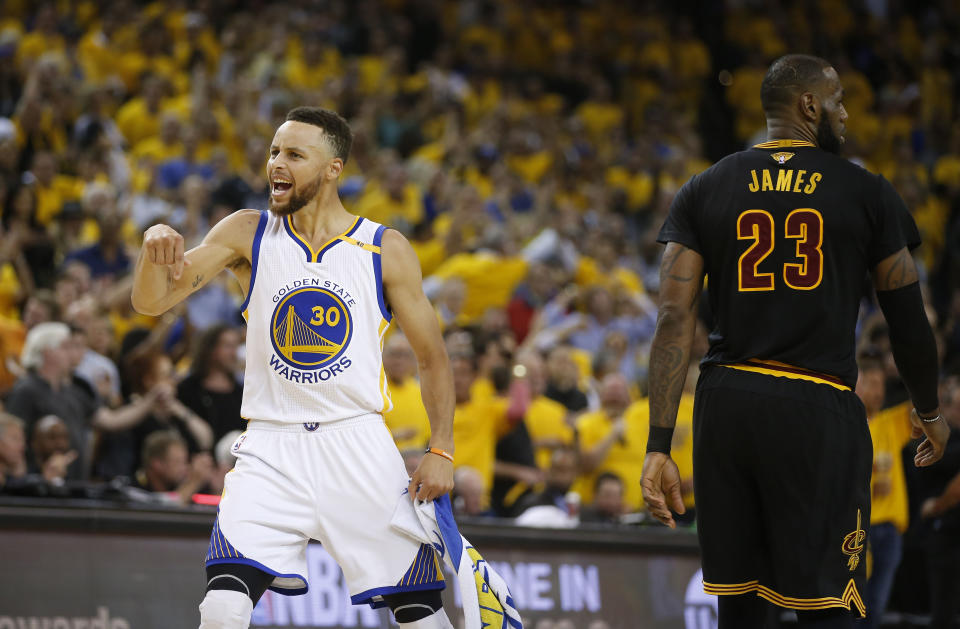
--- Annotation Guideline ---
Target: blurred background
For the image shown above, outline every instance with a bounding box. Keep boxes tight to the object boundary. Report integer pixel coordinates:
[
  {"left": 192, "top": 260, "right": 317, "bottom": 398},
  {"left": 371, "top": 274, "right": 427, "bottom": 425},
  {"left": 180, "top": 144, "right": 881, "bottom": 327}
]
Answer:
[{"left": 0, "top": 0, "right": 959, "bottom": 627}]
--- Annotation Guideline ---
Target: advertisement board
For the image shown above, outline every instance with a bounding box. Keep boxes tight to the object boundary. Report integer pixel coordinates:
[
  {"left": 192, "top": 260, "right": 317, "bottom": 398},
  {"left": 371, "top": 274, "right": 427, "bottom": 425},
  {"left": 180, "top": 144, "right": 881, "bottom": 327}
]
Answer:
[{"left": 0, "top": 518, "right": 715, "bottom": 628}]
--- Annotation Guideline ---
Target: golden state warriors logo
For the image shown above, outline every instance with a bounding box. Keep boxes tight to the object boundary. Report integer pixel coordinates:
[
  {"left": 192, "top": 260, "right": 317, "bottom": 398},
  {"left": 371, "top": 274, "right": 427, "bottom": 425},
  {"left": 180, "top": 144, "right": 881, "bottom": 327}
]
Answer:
[
  {"left": 841, "top": 509, "right": 866, "bottom": 571},
  {"left": 269, "top": 286, "right": 353, "bottom": 384}
]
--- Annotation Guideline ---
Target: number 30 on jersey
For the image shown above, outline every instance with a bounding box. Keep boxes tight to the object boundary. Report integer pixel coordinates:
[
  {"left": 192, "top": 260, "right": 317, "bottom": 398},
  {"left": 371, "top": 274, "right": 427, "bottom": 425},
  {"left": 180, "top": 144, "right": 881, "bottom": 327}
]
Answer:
[{"left": 737, "top": 208, "right": 823, "bottom": 292}]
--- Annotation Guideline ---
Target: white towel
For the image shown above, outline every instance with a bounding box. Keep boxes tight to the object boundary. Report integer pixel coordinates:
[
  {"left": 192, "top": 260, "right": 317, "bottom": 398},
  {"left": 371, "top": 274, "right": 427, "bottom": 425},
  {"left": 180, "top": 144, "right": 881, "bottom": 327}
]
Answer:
[{"left": 391, "top": 494, "right": 523, "bottom": 629}]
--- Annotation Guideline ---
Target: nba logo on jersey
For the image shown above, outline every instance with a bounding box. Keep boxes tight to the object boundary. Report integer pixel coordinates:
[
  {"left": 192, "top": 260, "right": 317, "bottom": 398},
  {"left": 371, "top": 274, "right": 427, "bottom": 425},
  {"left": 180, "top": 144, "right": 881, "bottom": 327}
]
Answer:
[
  {"left": 268, "top": 285, "right": 354, "bottom": 384},
  {"left": 232, "top": 432, "right": 247, "bottom": 452},
  {"left": 303, "top": 422, "right": 320, "bottom": 431}
]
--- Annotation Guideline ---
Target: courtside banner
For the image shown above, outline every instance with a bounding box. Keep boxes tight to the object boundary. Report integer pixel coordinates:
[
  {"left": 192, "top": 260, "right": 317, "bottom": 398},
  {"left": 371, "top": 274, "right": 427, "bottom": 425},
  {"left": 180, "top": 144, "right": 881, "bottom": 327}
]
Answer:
[{"left": 0, "top": 505, "right": 715, "bottom": 629}]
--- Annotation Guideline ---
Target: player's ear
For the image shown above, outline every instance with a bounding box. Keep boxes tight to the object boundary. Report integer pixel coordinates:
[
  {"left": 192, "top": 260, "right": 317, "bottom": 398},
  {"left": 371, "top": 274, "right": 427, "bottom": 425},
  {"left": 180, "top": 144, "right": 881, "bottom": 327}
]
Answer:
[
  {"left": 327, "top": 158, "right": 344, "bottom": 181},
  {"left": 800, "top": 92, "right": 818, "bottom": 123}
]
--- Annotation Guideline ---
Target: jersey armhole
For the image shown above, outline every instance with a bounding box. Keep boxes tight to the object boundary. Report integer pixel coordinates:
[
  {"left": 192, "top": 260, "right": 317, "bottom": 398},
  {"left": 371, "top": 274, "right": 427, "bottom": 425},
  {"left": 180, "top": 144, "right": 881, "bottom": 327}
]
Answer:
[
  {"left": 372, "top": 224, "right": 393, "bottom": 322},
  {"left": 239, "top": 211, "right": 269, "bottom": 315}
]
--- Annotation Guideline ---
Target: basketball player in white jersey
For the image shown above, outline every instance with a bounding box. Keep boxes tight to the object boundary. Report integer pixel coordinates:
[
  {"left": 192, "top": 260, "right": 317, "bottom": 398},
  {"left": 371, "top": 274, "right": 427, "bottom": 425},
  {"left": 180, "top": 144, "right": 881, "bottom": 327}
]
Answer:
[{"left": 132, "top": 107, "right": 457, "bottom": 629}]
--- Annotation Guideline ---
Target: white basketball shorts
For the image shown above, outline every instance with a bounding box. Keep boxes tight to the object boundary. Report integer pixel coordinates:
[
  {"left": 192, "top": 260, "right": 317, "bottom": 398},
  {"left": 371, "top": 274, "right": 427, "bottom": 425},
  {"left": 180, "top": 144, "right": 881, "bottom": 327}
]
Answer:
[{"left": 205, "top": 414, "right": 444, "bottom": 606}]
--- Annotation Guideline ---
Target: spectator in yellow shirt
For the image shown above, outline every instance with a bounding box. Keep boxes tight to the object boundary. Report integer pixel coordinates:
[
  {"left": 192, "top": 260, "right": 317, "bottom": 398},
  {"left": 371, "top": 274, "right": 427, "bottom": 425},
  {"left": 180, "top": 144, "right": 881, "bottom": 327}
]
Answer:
[
  {"left": 856, "top": 353, "right": 914, "bottom": 629},
  {"left": 114, "top": 75, "right": 168, "bottom": 147},
  {"left": 353, "top": 164, "right": 423, "bottom": 229},
  {"left": 575, "top": 373, "right": 647, "bottom": 510},
  {"left": 131, "top": 112, "right": 184, "bottom": 163},
  {"left": 512, "top": 349, "right": 575, "bottom": 470},
  {"left": 15, "top": 5, "right": 65, "bottom": 72},
  {"left": 451, "top": 353, "right": 507, "bottom": 510},
  {"left": 382, "top": 333, "right": 431, "bottom": 454},
  {"left": 29, "top": 151, "right": 83, "bottom": 227}
]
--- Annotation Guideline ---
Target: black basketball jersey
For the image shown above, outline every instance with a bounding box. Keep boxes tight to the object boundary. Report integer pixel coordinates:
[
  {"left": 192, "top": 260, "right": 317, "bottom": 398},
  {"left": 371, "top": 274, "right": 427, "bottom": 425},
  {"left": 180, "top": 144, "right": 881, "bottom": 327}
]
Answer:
[{"left": 658, "top": 139, "right": 920, "bottom": 388}]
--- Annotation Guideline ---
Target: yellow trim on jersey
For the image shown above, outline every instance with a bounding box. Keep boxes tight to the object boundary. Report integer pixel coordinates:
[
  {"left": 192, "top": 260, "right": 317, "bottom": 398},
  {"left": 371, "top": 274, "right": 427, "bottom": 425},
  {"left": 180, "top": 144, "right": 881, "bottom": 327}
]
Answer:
[
  {"left": 720, "top": 361, "right": 851, "bottom": 391},
  {"left": 703, "top": 579, "right": 865, "bottom": 616},
  {"left": 377, "top": 318, "right": 392, "bottom": 412},
  {"left": 286, "top": 215, "right": 362, "bottom": 262},
  {"left": 753, "top": 139, "right": 816, "bottom": 149},
  {"left": 339, "top": 235, "right": 382, "bottom": 254}
]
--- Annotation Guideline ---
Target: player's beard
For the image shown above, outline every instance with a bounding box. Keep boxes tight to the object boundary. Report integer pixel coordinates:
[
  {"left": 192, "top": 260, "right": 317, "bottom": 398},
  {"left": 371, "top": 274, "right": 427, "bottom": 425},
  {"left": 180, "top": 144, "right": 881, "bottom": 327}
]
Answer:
[
  {"left": 817, "top": 116, "right": 842, "bottom": 154},
  {"left": 268, "top": 174, "right": 323, "bottom": 216}
]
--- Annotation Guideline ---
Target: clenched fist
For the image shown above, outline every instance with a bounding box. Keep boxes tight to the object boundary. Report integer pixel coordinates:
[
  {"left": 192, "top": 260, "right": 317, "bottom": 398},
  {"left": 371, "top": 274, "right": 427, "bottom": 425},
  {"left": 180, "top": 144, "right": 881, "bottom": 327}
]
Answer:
[{"left": 143, "top": 224, "right": 189, "bottom": 280}]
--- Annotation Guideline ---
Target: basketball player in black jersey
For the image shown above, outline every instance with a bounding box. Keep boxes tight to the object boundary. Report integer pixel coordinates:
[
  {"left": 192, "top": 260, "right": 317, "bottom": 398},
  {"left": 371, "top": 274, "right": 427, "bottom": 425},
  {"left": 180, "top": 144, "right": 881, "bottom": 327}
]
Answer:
[{"left": 639, "top": 54, "right": 950, "bottom": 628}]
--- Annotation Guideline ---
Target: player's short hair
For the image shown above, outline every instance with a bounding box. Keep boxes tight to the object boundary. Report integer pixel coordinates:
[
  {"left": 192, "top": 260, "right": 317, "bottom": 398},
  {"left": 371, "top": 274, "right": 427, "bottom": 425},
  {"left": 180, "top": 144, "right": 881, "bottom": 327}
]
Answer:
[
  {"left": 21, "top": 322, "right": 70, "bottom": 369},
  {"left": 285, "top": 106, "right": 353, "bottom": 163},
  {"left": 760, "top": 54, "right": 833, "bottom": 116},
  {"left": 141, "top": 430, "right": 186, "bottom": 466}
]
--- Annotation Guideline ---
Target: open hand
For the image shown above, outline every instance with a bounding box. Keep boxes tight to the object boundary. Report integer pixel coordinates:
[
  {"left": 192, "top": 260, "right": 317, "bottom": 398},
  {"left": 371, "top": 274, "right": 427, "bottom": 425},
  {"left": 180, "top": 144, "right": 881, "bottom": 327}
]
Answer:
[
  {"left": 911, "top": 408, "right": 949, "bottom": 467},
  {"left": 640, "top": 452, "right": 686, "bottom": 528}
]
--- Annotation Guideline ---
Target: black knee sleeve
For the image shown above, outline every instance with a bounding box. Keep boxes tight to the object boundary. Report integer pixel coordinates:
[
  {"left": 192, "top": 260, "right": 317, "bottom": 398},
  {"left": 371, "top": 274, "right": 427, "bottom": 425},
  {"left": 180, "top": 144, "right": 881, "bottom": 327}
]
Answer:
[
  {"left": 382, "top": 589, "right": 444, "bottom": 623},
  {"left": 205, "top": 563, "right": 274, "bottom": 606}
]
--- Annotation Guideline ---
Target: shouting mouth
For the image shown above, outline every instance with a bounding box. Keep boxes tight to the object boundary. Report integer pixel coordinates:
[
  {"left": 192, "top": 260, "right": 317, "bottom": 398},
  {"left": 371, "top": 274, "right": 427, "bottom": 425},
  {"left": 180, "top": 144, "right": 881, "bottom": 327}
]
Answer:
[{"left": 271, "top": 176, "right": 293, "bottom": 200}]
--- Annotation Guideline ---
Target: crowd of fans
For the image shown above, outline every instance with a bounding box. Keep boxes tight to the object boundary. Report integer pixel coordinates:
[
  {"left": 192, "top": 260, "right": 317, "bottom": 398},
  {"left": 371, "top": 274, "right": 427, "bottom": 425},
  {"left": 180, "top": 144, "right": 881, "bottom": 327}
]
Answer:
[{"left": 0, "top": 0, "right": 958, "bottom": 567}]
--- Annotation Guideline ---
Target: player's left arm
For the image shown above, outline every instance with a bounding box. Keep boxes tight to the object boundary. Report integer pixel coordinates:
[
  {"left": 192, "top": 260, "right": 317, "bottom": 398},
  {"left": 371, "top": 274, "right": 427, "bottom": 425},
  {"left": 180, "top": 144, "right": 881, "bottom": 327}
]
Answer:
[
  {"left": 381, "top": 229, "right": 455, "bottom": 502},
  {"left": 641, "top": 241, "right": 704, "bottom": 528}
]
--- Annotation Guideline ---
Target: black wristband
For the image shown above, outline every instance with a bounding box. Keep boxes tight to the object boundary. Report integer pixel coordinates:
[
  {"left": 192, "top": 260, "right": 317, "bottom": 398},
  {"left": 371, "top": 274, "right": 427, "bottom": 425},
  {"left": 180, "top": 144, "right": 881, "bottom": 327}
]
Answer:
[
  {"left": 646, "top": 426, "right": 675, "bottom": 454},
  {"left": 876, "top": 282, "right": 940, "bottom": 415}
]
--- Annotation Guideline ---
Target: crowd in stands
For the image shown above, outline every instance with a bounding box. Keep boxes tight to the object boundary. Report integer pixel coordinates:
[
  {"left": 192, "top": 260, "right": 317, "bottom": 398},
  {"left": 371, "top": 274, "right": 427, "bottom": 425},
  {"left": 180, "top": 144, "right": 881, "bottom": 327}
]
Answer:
[{"left": 0, "top": 0, "right": 958, "bottom": 559}]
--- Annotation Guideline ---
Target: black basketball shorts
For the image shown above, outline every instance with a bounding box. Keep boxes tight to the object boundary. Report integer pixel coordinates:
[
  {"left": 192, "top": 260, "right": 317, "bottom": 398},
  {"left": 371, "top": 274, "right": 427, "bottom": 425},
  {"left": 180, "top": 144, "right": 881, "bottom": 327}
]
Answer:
[{"left": 692, "top": 364, "right": 871, "bottom": 617}]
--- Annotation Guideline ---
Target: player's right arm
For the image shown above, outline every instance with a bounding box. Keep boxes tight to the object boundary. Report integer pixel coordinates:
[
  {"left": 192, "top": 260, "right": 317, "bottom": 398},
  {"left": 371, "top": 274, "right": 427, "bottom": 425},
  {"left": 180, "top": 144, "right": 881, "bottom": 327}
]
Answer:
[
  {"left": 641, "top": 242, "right": 704, "bottom": 528},
  {"left": 131, "top": 209, "right": 261, "bottom": 316},
  {"left": 872, "top": 247, "right": 948, "bottom": 466}
]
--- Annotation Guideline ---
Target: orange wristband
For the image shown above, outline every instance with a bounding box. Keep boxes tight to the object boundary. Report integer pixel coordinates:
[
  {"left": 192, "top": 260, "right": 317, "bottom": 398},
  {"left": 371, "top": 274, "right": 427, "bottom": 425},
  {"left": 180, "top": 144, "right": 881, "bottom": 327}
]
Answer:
[{"left": 424, "top": 447, "right": 454, "bottom": 463}]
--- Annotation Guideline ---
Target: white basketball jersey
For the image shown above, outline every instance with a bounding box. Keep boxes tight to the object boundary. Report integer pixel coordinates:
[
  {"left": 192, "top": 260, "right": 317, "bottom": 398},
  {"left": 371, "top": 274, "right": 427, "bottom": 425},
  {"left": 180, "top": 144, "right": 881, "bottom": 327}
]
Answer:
[{"left": 239, "top": 211, "right": 393, "bottom": 424}]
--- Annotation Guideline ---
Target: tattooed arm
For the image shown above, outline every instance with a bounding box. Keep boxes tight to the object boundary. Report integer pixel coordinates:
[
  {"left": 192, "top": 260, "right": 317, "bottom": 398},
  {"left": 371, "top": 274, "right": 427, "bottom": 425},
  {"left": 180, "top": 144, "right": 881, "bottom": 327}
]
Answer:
[
  {"left": 132, "top": 210, "right": 260, "bottom": 316},
  {"left": 649, "top": 242, "right": 705, "bottom": 429},
  {"left": 641, "top": 242, "right": 704, "bottom": 527},
  {"left": 873, "top": 246, "right": 919, "bottom": 292},
  {"left": 873, "top": 247, "right": 947, "bottom": 466}
]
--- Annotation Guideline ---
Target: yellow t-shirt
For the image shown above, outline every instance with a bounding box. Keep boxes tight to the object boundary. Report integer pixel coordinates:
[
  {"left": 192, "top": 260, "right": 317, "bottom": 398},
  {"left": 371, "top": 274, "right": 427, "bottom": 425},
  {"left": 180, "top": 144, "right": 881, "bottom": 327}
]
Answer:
[
  {"left": 506, "top": 151, "right": 554, "bottom": 184},
  {"left": 383, "top": 378, "right": 431, "bottom": 452},
  {"left": 574, "top": 257, "right": 644, "bottom": 296},
  {"left": 574, "top": 400, "right": 648, "bottom": 510},
  {"left": 868, "top": 403, "right": 913, "bottom": 532},
  {"left": 430, "top": 253, "right": 528, "bottom": 323},
  {"left": 453, "top": 395, "right": 509, "bottom": 508},
  {"left": 115, "top": 99, "right": 163, "bottom": 147},
  {"left": 35, "top": 176, "right": 85, "bottom": 226},
  {"left": 933, "top": 155, "right": 960, "bottom": 188},
  {"left": 0, "top": 263, "right": 22, "bottom": 320},
  {"left": 470, "top": 377, "right": 496, "bottom": 404},
  {"left": 410, "top": 237, "right": 446, "bottom": 278},
  {"left": 131, "top": 137, "right": 185, "bottom": 163},
  {"left": 353, "top": 183, "right": 424, "bottom": 227},
  {"left": 524, "top": 395, "right": 574, "bottom": 470},
  {"left": 575, "top": 101, "right": 624, "bottom": 139},
  {"left": 16, "top": 31, "right": 66, "bottom": 70},
  {"left": 0, "top": 315, "right": 25, "bottom": 393},
  {"left": 605, "top": 166, "right": 655, "bottom": 210}
]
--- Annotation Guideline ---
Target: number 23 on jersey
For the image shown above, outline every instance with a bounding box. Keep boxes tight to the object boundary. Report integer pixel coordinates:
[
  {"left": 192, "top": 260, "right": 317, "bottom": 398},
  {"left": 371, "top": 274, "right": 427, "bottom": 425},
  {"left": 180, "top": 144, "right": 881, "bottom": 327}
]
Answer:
[{"left": 737, "top": 209, "right": 824, "bottom": 292}]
